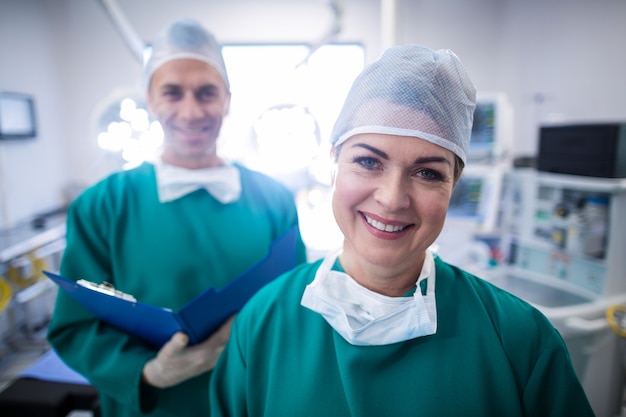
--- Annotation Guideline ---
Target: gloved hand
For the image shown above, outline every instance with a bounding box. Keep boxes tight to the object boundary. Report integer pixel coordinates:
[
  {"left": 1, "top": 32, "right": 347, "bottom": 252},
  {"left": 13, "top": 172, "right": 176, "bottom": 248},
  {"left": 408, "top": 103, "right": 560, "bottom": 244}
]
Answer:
[{"left": 142, "top": 315, "right": 235, "bottom": 388}]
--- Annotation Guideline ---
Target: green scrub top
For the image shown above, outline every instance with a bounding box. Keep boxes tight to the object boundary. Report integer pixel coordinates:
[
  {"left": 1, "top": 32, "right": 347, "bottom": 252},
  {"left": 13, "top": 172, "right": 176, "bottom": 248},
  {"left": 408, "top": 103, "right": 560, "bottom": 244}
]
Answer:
[
  {"left": 210, "top": 257, "right": 595, "bottom": 417},
  {"left": 47, "top": 162, "right": 306, "bottom": 417}
]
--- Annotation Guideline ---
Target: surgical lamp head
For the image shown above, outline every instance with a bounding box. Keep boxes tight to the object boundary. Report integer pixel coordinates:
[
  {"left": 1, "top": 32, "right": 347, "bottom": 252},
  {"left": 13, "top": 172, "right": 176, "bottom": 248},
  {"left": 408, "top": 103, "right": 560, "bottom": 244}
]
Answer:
[
  {"left": 143, "top": 17, "right": 230, "bottom": 91},
  {"left": 330, "top": 44, "right": 476, "bottom": 164}
]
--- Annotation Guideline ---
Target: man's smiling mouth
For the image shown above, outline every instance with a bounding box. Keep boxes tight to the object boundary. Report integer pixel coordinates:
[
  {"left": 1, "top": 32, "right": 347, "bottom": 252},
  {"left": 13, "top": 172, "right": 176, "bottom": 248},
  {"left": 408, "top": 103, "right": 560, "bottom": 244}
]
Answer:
[{"left": 176, "top": 126, "right": 209, "bottom": 135}]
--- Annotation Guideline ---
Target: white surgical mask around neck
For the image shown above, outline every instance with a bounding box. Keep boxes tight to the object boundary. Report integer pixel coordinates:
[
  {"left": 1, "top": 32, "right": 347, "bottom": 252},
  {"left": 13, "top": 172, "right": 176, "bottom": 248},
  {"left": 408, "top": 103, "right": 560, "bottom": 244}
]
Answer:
[{"left": 301, "top": 250, "right": 437, "bottom": 346}]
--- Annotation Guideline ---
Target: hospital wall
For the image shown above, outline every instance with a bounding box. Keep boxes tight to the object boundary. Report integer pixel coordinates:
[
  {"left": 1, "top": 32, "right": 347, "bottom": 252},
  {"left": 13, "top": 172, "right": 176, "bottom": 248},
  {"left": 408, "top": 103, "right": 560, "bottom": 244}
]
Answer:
[{"left": 0, "top": 0, "right": 625, "bottom": 229}]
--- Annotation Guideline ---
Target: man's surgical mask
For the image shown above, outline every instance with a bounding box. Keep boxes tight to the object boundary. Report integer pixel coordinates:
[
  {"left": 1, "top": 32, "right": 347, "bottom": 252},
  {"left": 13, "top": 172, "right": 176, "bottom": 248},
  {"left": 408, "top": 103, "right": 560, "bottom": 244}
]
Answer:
[
  {"left": 301, "top": 250, "right": 437, "bottom": 346},
  {"left": 155, "top": 160, "right": 241, "bottom": 204}
]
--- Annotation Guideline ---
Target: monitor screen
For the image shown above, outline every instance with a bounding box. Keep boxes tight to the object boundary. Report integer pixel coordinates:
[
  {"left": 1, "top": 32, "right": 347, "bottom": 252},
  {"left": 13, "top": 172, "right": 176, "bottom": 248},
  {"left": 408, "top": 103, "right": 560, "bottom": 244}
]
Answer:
[
  {"left": 0, "top": 92, "right": 37, "bottom": 139},
  {"left": 467, "top": 93, "right": 512, "bottom": 164},
  {"left": 445, "top": 166, "right": 505, "bottom": 233},
  {"left": 448, "top": 175, "right": 484, "bottom": 219},
  {"left": 469, "top": 101, "right": 497, "bottom": 162}
]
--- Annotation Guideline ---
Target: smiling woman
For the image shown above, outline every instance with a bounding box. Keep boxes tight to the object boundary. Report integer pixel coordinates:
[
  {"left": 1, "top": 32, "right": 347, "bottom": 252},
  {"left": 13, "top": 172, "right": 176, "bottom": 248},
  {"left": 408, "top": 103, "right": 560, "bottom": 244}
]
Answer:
[{"left": 209, "top": 44, "right": 595, "bottom": 417}]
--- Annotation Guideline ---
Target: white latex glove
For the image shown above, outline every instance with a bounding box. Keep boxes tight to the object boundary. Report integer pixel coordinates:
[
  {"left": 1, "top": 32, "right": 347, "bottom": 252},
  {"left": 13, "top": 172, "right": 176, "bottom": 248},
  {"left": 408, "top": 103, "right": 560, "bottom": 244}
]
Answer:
[{"left": 142, "top": 315, "right": 235, "bottom": 388}]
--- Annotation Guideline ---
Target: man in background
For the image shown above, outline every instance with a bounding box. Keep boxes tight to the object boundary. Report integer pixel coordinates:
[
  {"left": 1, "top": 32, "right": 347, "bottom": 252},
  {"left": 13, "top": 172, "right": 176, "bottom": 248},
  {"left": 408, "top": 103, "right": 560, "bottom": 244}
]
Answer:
[{"left": 48, "top": 17, "right": 306, "bottom": 417}]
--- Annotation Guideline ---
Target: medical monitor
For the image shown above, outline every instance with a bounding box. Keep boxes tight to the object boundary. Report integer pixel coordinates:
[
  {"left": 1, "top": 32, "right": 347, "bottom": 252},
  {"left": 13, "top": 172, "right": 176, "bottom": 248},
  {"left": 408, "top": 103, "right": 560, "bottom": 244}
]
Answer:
[
  {"left": 446, "top": 165, "right": 505, "bottom": 233},
  {"left": 0, "top": 92, "right": 37, "bottom": 140},
  {"left": 434, "top": 165, "right": 505, "bottom": 268},
  {"left": 448, "top": 176, "right": 484, "bottom": 219},
  {"left": 467, "top": 93, "right": 512, "bottom": 164}
]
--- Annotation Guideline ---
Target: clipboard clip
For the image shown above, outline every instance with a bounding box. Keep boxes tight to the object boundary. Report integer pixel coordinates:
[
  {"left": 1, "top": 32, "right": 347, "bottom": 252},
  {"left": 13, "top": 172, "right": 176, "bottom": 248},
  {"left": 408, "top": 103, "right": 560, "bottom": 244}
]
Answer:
[{"left": 77, "top": 279, "right": 137, "bottom": 302}]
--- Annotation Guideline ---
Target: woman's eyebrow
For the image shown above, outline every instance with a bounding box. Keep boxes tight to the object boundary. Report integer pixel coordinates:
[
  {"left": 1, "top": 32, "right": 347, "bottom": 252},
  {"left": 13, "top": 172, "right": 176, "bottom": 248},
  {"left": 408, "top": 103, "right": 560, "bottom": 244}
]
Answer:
[
  {"left": 351, "top": 143, "right": 388, "bottom": 159},
  {"left": 351, "top": 142, "right": 452, "bottom": 167},
  {"left": 414, "top": 156, "right": 452, "bottom": 166}
]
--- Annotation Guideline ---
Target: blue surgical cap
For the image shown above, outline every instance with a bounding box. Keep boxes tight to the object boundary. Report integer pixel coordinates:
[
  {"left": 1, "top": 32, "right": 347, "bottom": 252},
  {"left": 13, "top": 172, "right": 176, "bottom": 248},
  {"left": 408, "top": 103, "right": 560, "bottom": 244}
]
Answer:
[
  {"left": 330, "top": 45, "right": 476, "bottom": 164},
  {"left": 144, "top": 18, "right": 230, "bottom": 91}
]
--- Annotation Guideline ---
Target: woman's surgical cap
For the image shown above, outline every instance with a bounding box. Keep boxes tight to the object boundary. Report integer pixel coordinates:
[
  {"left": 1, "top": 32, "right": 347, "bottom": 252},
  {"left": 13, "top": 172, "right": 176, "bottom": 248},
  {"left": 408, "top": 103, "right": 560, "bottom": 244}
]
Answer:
[
  {"left": 144, "top": 18, "right": 230, "bottom": 91},
  {"left": 330, "top": 45, "right": 476, "bottom": 164}
]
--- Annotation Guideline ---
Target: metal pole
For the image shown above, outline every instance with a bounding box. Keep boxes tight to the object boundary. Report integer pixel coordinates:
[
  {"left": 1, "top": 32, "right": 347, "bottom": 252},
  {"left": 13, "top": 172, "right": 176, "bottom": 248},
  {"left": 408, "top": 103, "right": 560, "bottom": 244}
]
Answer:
[{"left": 96, "top": 0, "right": 145, "bottom": 62}]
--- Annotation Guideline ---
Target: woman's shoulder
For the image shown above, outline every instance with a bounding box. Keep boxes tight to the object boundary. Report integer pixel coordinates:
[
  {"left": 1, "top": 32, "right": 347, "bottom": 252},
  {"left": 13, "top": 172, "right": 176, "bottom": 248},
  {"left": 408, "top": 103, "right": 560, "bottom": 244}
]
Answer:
[
  {"left": 436, "top": 258, "right": 568, "bottom": 372},
  {"left": 238, "top": 260, "right": 321, "bottom": 318},
  {"left": 435, "top": 257, "right": 553, "bottom": 330},
  {"left": 256, "top": 260, "right": 321, "bottom": 300}
]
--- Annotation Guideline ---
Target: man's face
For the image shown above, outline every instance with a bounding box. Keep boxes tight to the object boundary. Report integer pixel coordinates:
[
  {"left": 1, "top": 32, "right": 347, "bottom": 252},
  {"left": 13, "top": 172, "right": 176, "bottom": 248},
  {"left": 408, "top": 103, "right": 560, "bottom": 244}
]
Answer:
[{"left": 147, "top": 58, "right": 231, "bottom": 168}]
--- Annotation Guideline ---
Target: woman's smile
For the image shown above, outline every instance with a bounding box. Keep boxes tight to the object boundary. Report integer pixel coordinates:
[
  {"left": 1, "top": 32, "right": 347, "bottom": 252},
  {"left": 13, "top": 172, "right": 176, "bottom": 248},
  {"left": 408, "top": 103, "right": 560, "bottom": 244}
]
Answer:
[{"left": 362, "top": 212, "right": 412, "bottom": 234}]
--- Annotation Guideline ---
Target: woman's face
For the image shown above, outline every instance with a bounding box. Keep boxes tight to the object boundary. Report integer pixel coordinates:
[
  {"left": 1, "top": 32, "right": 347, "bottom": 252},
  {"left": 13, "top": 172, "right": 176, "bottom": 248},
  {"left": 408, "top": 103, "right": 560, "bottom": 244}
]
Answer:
[{"left": 332, "top": 133, "right": 456, "bottom": 279}]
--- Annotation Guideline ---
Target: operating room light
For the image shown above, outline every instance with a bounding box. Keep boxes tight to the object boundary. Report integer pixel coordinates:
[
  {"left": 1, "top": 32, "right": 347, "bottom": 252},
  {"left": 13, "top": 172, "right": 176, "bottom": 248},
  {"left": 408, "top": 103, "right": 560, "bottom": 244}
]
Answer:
[
  {"left": 96, "top": 44, "right": 362, "bottom": 175},
  {"left": 96, "top": 97, "right": 163, "bottom": 168},
  {"left": 252, "top": 104, "right": 320, "bottom": 176}
]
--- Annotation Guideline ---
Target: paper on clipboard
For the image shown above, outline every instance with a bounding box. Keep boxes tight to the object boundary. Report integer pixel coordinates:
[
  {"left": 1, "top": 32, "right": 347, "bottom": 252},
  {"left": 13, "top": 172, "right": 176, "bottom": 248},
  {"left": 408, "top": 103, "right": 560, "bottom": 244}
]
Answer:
[{"left": 44, "top": 226, "right": 298, "bottom": 348}]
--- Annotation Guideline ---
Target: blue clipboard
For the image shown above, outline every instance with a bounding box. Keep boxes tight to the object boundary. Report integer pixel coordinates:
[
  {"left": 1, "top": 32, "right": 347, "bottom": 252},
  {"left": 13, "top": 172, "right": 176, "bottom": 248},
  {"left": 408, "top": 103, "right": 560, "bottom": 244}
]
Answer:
[{"left": 45, "top": 226, "right": 298, "bottom": 348}]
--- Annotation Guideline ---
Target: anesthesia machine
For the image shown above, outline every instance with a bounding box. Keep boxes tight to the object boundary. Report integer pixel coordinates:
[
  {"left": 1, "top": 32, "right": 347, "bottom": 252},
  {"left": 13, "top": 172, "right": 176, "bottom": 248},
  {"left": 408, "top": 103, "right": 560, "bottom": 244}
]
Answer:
[{"left": 486, "top": 122, "right": 626, "bottom": 417}]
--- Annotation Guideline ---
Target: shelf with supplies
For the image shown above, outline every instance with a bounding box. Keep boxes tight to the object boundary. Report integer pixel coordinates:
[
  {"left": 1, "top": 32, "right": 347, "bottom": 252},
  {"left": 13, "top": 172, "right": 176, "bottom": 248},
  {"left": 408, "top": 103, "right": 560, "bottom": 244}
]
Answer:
[
  {"left": 0, "top": 212, "right": 67, "bottom": 358},
  {"left": 534, "top": 170, "right": 626, "bottom": 193},
  {"left": 500, "top": 169, "right": 626, "bottom": 297},
  {"left": 0, "top": 213, "right": 66, "bottom": 265}
]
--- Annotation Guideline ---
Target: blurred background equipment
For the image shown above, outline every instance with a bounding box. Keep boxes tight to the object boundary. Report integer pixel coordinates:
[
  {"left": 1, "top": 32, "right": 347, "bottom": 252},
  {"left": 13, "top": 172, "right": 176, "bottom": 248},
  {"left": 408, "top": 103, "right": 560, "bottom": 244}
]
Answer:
[{"left": 485, "top": 129, "right": 626, "bottom": 417}]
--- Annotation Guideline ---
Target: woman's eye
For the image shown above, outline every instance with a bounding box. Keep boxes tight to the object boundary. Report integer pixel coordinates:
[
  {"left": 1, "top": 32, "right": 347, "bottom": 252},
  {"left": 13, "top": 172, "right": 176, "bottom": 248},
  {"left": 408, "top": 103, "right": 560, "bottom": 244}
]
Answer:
[
  {"left": 417, "top": 168, "right": 444, "bottom": 181},
  {"left": 354, "top": 156, "right": 379, "bottom": 170}
]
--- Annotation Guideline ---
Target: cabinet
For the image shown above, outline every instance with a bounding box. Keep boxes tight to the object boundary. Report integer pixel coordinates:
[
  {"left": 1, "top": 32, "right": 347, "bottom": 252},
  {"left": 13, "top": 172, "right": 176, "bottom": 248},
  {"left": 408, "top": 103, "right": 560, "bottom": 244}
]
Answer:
[
  {"left": 500, "top": 169, "right": 626, "bottom": 297},
  {"left": 0, "top": 215, "right": 65, "bottom": 360},
  {"left": 495, "top": 169, "right": 626, "bottom": 417}
]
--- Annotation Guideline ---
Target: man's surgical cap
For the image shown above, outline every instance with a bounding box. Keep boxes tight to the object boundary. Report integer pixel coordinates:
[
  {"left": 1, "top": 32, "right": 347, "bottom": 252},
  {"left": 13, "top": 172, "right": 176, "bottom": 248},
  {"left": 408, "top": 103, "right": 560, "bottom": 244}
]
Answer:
[
  {"left": 144, "top": 18, "right": 230, "bottom": 91},
  {"left": 330, "top": 45, "right": 476, "bottom": 164}
]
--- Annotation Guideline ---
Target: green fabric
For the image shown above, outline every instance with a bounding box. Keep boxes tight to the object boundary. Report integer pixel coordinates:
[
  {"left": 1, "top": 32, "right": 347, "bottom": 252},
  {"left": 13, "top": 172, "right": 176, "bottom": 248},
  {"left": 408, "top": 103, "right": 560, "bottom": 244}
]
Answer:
[
  {"left": 210, "top": 257, "right": 595, "bottom": 417},
  {"left": 47, "top": 162, "right": 306, "bottom": 417}
]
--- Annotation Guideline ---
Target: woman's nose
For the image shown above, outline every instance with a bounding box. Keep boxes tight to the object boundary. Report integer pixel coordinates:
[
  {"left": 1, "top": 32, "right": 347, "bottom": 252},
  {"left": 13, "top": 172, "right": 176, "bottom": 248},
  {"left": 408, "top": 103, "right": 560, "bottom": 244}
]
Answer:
[{"left": 374, "top": 173, "right": 411, "bottom": 211}]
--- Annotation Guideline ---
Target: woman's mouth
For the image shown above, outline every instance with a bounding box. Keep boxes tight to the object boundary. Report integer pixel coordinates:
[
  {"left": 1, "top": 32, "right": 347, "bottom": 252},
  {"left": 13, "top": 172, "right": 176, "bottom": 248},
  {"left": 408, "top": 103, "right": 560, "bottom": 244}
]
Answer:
[{"left": 363, "top": 213, "right": 410, "bottom": 233}]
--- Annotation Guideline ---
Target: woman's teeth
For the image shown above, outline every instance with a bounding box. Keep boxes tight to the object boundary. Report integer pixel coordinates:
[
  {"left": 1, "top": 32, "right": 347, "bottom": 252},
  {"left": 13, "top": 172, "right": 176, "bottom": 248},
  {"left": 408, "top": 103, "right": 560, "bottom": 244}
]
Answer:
[{"left": 364, "top": 215, "right": 407, "bottom": 232}]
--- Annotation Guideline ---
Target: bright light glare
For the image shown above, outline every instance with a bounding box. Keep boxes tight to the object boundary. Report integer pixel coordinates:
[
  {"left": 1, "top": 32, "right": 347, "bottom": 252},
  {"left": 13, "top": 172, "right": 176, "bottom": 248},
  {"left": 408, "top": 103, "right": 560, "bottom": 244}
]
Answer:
[
  {"left": 107, "top": 121, "right": 132, "bottom": 139},
  {"left": 130, "top": 108, "right": 150, "bottom": 132},
  {"left": 119, "top": 98, "right": 137, "bottom": 121},
  {"left": 296, "top": 185, "right": 344, "bottom": 257},
  {"left": 219, "top": 43, "right": 364, "bottom": 177},
  {"left": 218, "top": 44, "right": 363, "bottom": 258},
  {"left": 97, "top": 97, "right": 163, "bottom": 166},
  {"left": 148, "top": 121, "right": 164, "bottom": 140},
  {"left": 253, "top": 105, "right": 319, "bottom": 175},
  {"left": 121, "top": 139, "right": 142, "bottom": 164},
  {"left": 97, "top": 132, "right": 122, "bottom": 152}
]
